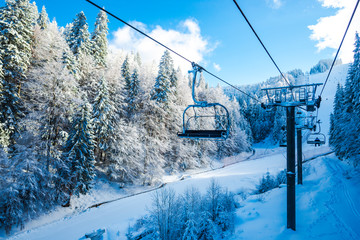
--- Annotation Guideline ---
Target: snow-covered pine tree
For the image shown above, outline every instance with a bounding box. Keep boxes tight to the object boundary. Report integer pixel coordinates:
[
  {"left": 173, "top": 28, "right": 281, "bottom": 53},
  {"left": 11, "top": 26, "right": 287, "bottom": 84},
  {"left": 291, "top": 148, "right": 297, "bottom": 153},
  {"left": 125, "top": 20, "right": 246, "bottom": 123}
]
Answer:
[
  {"left": 151, "top": 50, "right": 174, "bottom": 106},
  {"left": 92, "top": 77, "right": 115, "bottom": 165},
  {"left": 0, "top": 0, "right": 34, "bottom": 89},
  {"left": 270, "top": 106, "right": 286, "bottom": 144},
  {"left": 345, "top": 33, "right": 360, "bottom": 113},
  {"left": 0, "top": 152, "right": 22, "bottom": 234},
  {"left": 215, "top": 190, "right": 236, "bottom": 236},
  {"left": 0, "top": 64, "right": 9, "bottom": 149},
  {"left": 62, "top": 103, "right": 96, "bottom": 196},
  {"left": 0, "top": 145, "right": 46, "bottom": 234},
  {"left": 91, "top": 9, "right": 108, "bottom": 68},
  {"left": 122, "top": 56, "right": 135, "bottom": 116},
  {"left": 0, "top": 0, "right": 34, "bottom": 147},
  {"left": 37, "top": 6, "right": 49, "bottom": 30},
  {"left": 66, "top": 11, "right": 91, "bottom": 58},
  {"left": 0, "top": 79, "right": 23, "bottom": 149},
  {"left": 62, "top": 49, "right": 79, "bottom": 79},
  {"left": 11, "top": 145, "right": 45, "bottom": 226},
  {"left": 329, "top": 83, "right": 345, "bottom": 158},
  {"left": 197, "top": 211, "right": 218, "bottom": 240},
  {"left": 348, "top": 33, "right": 360, "bottom": 126},
  {"left": 126, "top": 68, "right": 141, "bottom": 117},
  {"left": 182, "top": 214, "right": 197, "bottom": 240},
  {"left": 122, "top": 56, "right": 131, "bottom": 87},
  {"left": 66, "top": 11, "right": 98, "bottom": 102},
  {"left": 170, "top": 68, "right": 179, "bottom": 96},
  {"left": 0, "top": 185, "right": 23, "bottom": 234},
  {"left": 335, "top": 32, "right": 360, "bottom": 165}
]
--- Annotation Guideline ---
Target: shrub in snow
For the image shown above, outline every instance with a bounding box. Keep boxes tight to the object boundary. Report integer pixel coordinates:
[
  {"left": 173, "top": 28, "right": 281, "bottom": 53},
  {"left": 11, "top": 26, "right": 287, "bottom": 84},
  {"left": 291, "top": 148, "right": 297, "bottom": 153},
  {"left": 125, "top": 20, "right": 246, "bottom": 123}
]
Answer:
[
  {"left": 276, "top": 169, "right": 287, "bottom": 185},
  {"left": 127, "top": 181, "right": 237, "bottom": 240},
  {"left": 256, "top": 170, "right": 286, "bottom": 194}
]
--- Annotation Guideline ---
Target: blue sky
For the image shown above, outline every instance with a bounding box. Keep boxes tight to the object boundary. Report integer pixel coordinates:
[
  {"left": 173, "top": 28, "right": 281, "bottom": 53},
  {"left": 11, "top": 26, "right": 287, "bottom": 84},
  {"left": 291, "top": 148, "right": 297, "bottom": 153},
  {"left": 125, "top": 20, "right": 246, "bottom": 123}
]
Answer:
[{"left": 2, "top": 0, "right": 359, "bottom": 86}]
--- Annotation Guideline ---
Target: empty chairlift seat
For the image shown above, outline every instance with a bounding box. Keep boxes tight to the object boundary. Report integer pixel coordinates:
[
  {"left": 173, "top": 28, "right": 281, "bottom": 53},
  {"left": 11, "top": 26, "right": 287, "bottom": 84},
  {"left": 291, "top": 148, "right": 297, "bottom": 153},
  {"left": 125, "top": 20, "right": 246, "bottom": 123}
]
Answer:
[{"left": 177, "top": 63, "right": 230, "bottom": 140}]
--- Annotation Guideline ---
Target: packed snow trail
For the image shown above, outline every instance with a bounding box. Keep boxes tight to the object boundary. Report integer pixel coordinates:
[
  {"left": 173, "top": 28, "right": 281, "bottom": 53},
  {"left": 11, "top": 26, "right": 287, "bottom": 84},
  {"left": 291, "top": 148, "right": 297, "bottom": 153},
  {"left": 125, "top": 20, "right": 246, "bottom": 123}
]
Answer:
[
  {"left": 233, "top": 154, "right": 360, "bottom": 240},
  {"left": 6, "top": 145, "right": 345, "bottom": 240},
  {"left": 7, "top": 148, "right": 288, "bottom": 240},
  {"left": 323, "top": 157, "right": 360, "bottom": 236}
]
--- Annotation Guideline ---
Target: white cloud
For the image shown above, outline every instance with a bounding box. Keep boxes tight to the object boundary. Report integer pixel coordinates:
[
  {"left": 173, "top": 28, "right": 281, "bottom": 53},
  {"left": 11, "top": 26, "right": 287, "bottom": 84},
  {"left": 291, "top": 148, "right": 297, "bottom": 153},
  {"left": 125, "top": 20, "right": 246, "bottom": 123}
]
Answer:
[
  {"left": 266, "top": 0, "right": 283, "bottom": 9},
  {"left": 109, "top": 19, "right": 215, "bottom": 73},
  {"left": 213, "top": 63, "right": 221, "bottom": 71},
  {"left": 308, "top": 0, "right": 360, "bottom": 63}
]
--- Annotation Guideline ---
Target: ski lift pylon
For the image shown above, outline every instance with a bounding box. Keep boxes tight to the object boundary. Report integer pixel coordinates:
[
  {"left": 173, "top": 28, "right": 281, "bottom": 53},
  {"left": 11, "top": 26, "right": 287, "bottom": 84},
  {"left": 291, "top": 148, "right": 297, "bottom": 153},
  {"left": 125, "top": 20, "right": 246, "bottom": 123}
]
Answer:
[{"left": 177, "top": 63, "right": 230, "bottom": 140}]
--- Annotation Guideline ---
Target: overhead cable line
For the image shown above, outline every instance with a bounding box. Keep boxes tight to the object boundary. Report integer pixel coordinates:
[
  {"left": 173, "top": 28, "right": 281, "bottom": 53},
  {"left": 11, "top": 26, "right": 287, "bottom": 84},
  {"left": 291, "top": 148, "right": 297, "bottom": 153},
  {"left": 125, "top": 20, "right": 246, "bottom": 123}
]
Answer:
[
  {"left": 232, "top": 0, "right": 292, "bottom": 88},
  {"left": 85, "top": 0, "right": 262, "bottom": 104},
  {"left": 319, "top": 0, "right": 360, "bottom": 96}
]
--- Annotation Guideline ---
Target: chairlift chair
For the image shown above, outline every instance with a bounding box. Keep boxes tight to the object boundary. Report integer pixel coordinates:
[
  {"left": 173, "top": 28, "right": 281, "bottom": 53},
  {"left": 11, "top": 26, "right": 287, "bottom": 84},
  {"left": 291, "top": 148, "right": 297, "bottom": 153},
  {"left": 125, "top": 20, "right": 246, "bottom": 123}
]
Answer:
[
  {"left": 307, "top": 133, "right": 326, "bottom": 147},
  {"left": 307, "top": 120, "right": 326, "bottom": 146},
  {"left": 177, "top": 63, "right": 230, "bottom": 140}
]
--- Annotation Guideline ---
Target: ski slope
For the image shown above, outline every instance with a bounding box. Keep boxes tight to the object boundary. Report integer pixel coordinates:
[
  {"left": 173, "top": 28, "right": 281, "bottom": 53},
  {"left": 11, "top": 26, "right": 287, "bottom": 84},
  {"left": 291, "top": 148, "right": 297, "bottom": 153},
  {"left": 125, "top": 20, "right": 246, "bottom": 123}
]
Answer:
[{"left": 5, "top": 64, "right": 360, "bottom": 240}]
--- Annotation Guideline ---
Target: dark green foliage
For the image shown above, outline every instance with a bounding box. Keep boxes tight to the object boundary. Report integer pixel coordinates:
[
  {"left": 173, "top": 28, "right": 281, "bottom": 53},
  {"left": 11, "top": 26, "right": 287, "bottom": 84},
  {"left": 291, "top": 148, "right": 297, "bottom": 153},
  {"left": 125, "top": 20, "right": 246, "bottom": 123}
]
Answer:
[
  {"left": 151, "top": 50, "right": 175, "bottom": 105},
  {"left": 62, "top": 103, "right": 95, "bottom": 195}
]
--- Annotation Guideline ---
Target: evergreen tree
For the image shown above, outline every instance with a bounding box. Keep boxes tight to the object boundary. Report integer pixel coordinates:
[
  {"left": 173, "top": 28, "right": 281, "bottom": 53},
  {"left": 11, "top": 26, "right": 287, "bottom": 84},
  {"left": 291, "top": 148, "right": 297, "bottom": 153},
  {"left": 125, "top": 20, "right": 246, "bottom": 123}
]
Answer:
[
  {"left": 0, "top": 185, "right": 23, "bottom": 234},
  {"left": 0, "top": 0, "right": 34, "bottom": 88},
  {"left": 332, "top": 32, "right": 360, "bottom": 166},
  {"left": 270, "top": 107, "right": 286, "bottom": 144},
  {"left": 170, "top": 68, "right": 179, "bottom": 95},
  {"left": 66, "top": 11, "right": 91, "bottom": 58},
  {"left": 182, "top": 215, "right": 197, "bottom": 240},
  {"left": 350, "top": 33, "right": 360, "bottom": 115},
  {"left": 121, "top": 56, "right": 133, "bottom": 115},
  {"left": 0, "top": 64, "right": 9, "bottom": 149},
  {"left": 93, "top": 77, "right": 115, "bottom": 164},
  {"left": 329, "top": 83, "right": 345, "bottom": 157},
  {"left": 12, "top": 145, "right": 45, "bottom": 225},
  {"left": 91, "top": 10, "right": 108, "bottom": 67},
  {"left": 197, "top": 211, "right": 217, "bottom": 240},
  {"left": 0, "top": 0, "right": 34, "bottom": 146},
  {"left": 62, "top": 49, "right": 79, "bottom": 79},
  {"left": 62, "top": 103, "right": 95, "bottom": 196},
  {"left": 151, "top": 50, "right": 174, "bottom": 105},
  {"left": 0, "top": 80, "right": 23, "bottom": 147},
  {"left": 37, "top": 6, "right": 49, "bottom": 30},
  {"left": 122, "top": 56, "right": 131, "bottom": 90},
  {"left": 126, "top": 68, "right": 141, "bottom": 116},
  {"left": 0, "top": 145, "right": 46, "bottom": 234}
]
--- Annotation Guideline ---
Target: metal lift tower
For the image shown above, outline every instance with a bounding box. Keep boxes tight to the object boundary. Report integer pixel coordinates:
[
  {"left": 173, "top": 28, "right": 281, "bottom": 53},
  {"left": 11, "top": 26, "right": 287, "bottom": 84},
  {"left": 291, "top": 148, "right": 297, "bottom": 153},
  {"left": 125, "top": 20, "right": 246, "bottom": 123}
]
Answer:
[{"left": 261, "top": 83, "right": 322, "bottom": 230}]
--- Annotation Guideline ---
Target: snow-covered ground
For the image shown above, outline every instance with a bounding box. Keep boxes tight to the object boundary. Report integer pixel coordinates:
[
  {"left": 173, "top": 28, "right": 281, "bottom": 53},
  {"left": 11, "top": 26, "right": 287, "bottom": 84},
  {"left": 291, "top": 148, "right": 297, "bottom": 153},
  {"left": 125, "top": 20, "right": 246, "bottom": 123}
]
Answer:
[
  {"left": 6, "top": 147, "right": 359, "bottom": 240},
  {"left": 4, "top": 64, "right": 360, "bottom": 240}
]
